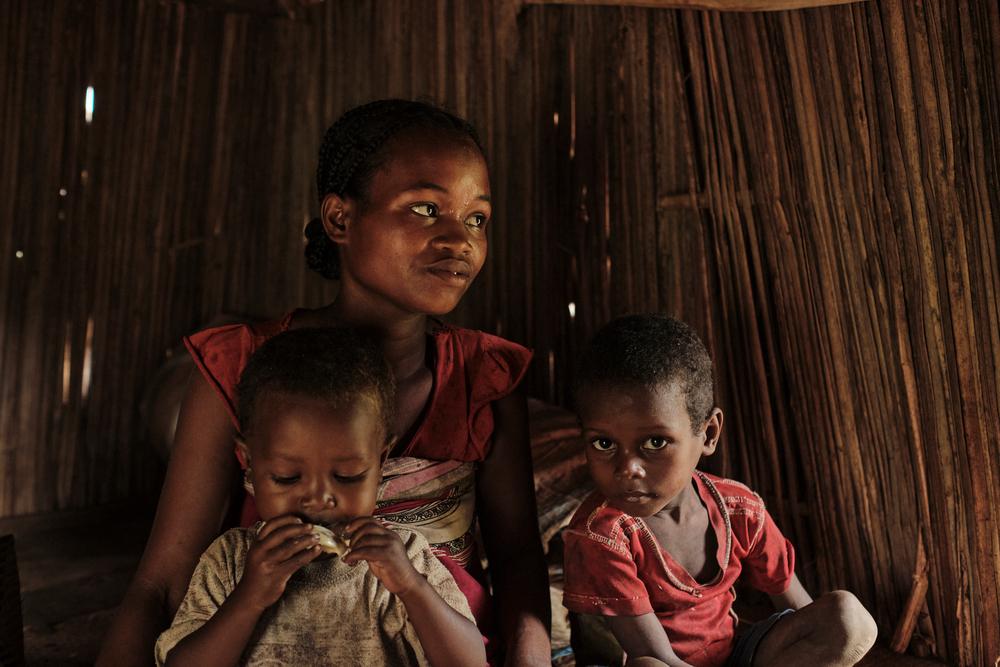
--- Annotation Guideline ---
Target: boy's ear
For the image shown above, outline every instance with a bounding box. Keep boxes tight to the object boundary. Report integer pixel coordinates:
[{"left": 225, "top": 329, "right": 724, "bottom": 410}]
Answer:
[
  {"left": 701, "top": 408, "right": 724, "bottom": 456},
  {"left": 235, "top": 437, "right": 251, "bottom": 469},
  {"left": 320, "top": 193, "right": 354, "bottom": 246}
]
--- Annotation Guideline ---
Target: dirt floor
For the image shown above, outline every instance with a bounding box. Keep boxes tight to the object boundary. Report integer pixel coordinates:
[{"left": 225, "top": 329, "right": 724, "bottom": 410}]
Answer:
[
  {"left": 0, "top": 504, "right": 946, "bottom": 666},
  {"left": 0, "top": 502, "right": 152, "bottom": 666}
]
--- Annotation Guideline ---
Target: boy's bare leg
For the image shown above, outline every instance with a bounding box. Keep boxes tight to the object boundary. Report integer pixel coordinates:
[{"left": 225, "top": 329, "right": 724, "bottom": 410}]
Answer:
[{"left": 754, "top": 590, "right": 878, "bottom": 667}]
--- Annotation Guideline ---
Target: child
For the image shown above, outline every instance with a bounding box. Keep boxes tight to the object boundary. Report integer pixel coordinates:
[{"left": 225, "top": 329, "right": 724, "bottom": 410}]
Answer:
[
  {"left": 100, "top": 100, "right": 550, "bottom": 667},
  {"left": 562, "top": 315, "right": 878, "bottom": 667},
  {"left": 155, "top": 327, "right": 486, "bottom": 666}
]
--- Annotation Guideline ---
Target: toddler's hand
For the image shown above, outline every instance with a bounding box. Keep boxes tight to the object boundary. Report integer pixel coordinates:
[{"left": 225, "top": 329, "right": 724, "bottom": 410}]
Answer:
[
  {"left": 342, "top": 517, "right": 422, "bottom": 595},
  {"left": 236, "top": 515, "right": 320, "bottom": 611}
]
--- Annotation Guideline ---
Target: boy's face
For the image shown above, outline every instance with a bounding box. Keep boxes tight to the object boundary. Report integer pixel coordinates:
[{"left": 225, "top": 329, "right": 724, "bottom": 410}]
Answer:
[
  {"left": 240, "top": 393, "right": 388, "bottom": 527},
  {"left": 576, "top": 382, "right": 722, "bottom": 518}
]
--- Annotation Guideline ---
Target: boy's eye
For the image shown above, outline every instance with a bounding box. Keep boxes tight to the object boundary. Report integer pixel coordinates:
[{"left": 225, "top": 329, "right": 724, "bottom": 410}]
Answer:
[
  {"left": 271, "top": 475, "right": 300, "bottom": 486},
  {"left": 642, "top": 437, "right": 669, "bottom": 451},
  {"left": 466, "top": 213, "right": 488, "bottom": 229},
  {"left": 589, "top": 438, "right": 616, "bottom": 452},
  {"left": 410, "top": 203, "right": 438, "bottom": 217}
]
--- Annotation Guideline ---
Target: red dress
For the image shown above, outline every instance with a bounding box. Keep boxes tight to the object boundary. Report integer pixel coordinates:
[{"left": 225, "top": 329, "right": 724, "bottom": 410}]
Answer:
[
  {"left": 184, "top": 311, "right": 532, "bottom": 660},
  {"left": 562, "top": 471, "right": 796, "bottom": 667}
]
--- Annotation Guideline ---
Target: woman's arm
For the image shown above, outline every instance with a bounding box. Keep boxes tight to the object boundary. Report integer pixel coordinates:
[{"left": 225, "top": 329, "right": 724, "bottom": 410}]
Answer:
[
  {"left": 476, "top": 392, "right": 551, "bottom": 667},
  {"left": 96, "top": 372, "right": 241, "bottom": 667}
]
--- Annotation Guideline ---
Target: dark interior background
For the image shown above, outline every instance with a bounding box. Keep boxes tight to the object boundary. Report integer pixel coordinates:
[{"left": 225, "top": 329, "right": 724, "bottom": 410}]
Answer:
[{"left": 1, "top": 0, "right": 998, "bottom": 664}]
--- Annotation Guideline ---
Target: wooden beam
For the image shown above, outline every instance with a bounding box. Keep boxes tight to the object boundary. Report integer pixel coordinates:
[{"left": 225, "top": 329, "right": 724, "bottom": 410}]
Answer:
[
  {"left": 523, "top": 0, "right": 865, "bottom": 11},
  {"left": 158, "top": 0, "right": 324, "bottom": 19}
]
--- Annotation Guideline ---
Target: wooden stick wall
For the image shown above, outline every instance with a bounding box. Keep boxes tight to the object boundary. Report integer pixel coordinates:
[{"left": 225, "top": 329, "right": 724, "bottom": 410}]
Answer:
[{"left": 0, "top": 1, "right": 997, "bottom": 663}]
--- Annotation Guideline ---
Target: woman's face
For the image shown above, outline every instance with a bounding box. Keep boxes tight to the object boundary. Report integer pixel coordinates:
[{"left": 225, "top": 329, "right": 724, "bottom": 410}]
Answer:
[{"left": 330, "top": 130, "right": 491, "bottom": 318}]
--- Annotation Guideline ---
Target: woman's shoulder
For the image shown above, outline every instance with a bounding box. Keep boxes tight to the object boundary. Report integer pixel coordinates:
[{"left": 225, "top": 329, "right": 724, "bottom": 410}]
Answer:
[
  {"left": 431, "top": 322, "right": 531, "bottom": 358},
  {"left": 430, "top": 322, "right": 532, "bottom": 387},
  {"left": 184, "top": 312, "right": 295, "bottom": 356},
  {"left": 182, "top": 312, "right": 296, "bottom": 423}
]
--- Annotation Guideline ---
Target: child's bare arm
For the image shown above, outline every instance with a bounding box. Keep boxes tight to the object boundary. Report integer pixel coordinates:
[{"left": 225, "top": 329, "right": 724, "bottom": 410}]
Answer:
[
  {"left": 164, "top": 516, "right": 320, "bottom": 666},
  {"left": 344, "top": 518, "right": 487, "bottom": 667},
  {"left": 768, "top": 573, "right": 813, "bottom": 611},
  {"left": 604, "top": 613, "right": 693, "bottom": 667},
  {"left": 395, "top": 576, "right": 487, "bottom": 667}
]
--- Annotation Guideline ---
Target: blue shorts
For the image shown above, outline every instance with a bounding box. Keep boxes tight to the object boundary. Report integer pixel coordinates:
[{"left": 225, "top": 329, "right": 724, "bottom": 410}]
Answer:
[{"left": 726, "top": 609, "right": 795, "bottom": 667}]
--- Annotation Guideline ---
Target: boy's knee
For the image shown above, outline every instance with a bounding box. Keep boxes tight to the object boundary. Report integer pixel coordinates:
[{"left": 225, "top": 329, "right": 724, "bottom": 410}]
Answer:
[{"left": 818, "top": 590, "right": 878, "bottom": 661}]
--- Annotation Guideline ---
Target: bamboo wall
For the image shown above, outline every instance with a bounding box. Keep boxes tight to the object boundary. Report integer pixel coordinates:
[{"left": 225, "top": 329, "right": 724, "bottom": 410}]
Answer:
[{"left": 1, "top": 0, "right": 997, "bottom": 663}]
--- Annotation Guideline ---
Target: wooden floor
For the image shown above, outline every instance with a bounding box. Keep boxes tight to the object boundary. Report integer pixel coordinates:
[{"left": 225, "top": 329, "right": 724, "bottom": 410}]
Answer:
[{"left": 0, "top": 504, "right": 946, "bottom": 666}]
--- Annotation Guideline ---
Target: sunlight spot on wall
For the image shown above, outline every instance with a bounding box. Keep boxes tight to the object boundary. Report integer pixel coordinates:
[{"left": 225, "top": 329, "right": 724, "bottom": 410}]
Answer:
[
  {"left": 62, "top": 324, "right": 73, "bottom": 405},
  {"left": 59, "top": 188, "right": 67, "bottom": 197},
  {"left": 547, "top": 350, "right": 556, "bottom": 403},
  {"left": 553, "top": 111, "right": 559, "bottom": 127},
  {"left": 85, "top": 86, "right": 95, "bottom": 123},
  {"left": 568, "top": 302, "right": 576, "bottom": 320},
  {"left": 15, "top": 250, "right": 23, "bottom": 259},
  {"left": 81, "top": 317, "right": 94, "bottom": 400}
]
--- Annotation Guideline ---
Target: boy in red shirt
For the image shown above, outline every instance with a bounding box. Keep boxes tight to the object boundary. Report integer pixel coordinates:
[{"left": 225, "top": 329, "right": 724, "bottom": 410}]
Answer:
[{"left": 562, "top": 315, "right": 878, "bottom": 667}]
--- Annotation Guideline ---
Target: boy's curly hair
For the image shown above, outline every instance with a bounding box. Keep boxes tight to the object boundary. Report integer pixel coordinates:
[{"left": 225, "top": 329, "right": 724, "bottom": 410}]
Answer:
[
  {"left": 573, "top": 314, "right": 715, "bottom": 428},
  {"left": 304, "top": 99, "right": 485, "bottom": 280},
  {"left": 236, "top": 327, "right": 396, "bottom": 440}
]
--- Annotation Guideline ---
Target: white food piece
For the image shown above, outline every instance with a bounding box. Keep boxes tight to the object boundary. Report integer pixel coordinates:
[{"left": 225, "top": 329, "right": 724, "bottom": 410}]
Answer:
[{"left": 312, "top": 524, "right": 350, "bottom": 556}]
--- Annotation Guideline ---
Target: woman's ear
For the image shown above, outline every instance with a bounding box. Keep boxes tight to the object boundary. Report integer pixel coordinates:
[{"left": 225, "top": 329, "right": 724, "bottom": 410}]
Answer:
[
  {"left": 235, "top": 437, "right": 256, "bottom": 496},
  {"left": 701, "top": 408, "right": 724, "bottom": 456},
  {"left": 380, "top": 435, "right": 398, "bottom": 466},
  {"left": 320, "top": 193, "right": 353, "bottom": 246},
  {"left": 235, "top": 437, "right": 251, "bottom": 469}
]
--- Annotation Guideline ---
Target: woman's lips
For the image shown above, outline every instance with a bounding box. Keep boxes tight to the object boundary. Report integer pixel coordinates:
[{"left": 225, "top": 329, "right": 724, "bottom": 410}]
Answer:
[{"left": 427, "top": 258, "right": 473, "bottom": 284}]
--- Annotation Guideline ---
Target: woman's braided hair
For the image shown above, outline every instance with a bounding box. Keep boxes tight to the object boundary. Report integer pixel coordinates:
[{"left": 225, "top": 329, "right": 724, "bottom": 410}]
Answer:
[{"left": 304, "top": 99, "right": 485, "bottom": 280}]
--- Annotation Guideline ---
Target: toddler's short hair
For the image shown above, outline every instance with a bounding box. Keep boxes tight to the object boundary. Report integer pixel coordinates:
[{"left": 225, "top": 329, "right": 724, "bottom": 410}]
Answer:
[
  {"left": 236, "top": 327, "right": 395, "bottom": 439},
  {"left": 573, "top": 314, "right": 714, "bottom": 428}
]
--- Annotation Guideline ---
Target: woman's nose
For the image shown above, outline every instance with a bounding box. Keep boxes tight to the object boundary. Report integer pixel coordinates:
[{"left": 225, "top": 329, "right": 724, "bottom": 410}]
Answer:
[{"left": 431, "top": 215, "right": 474, "bottom": 252}]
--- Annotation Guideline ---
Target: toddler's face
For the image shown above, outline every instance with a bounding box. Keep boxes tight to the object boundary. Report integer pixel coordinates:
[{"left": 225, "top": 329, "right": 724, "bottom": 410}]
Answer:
[
  {"left": 576, "top": 383, "right": 719, "bottom": 518},
  {"left": 242, "top": 393, "right": 387, "bottom": 527}
]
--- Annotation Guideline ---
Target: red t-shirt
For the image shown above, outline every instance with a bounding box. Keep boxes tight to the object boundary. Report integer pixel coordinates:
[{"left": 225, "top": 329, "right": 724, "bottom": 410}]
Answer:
[{"left": 562, "top": 471, "right": 795, "bottom": 667}]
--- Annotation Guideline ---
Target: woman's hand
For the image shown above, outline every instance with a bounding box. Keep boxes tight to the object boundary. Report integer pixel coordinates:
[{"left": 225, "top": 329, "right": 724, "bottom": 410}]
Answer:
[
  {"left": 342, "top": 517, "right": 422, "bottom": 595},
  {"left": 235, "top": 515, "right": 321, "bottom": 611}
]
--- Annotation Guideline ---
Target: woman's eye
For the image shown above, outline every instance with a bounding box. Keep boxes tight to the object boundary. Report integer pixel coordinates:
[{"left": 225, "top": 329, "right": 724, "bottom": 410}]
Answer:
[
  {"left": 334, "top": 472, "right": 367, "bottom": 484},
  {"left": 642, "top": 437, "right": 669, "bottom": 451},
  {"left": 466, "top": 213, "right": 488, "bottom": 229},
  {"left": 590, "top": 438, "right": 616, "bottom": 452},
  {"left": 410, "top": 203, "right": 438, "bottom": 217},
  {"left": 271, "top": 475, "right": 300, "bottom": 486}
]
